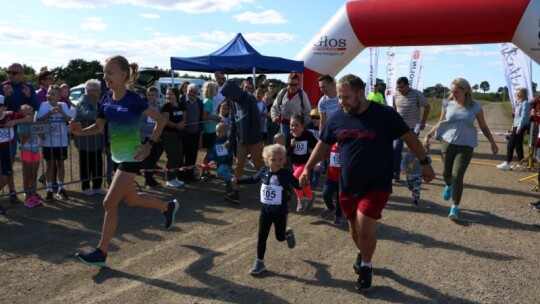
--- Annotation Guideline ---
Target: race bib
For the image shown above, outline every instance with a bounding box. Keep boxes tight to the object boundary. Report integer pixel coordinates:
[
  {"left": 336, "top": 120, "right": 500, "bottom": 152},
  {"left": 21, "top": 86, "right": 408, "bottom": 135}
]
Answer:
[
  {"left": 260, "top": 184, "right": 283, "bottom": 205},
  {"left": 294, "top": 140, "right": 308, "bottom": 155},
  {"left": 215, "top": 143, "right": 228, "bottom": 156},
  {"left": 329, "top": 152, "right": 340, "bottom": 167},
  {"left": 0, "top": 128, "right": 13, "bottom": 143},
  {"left": 50, "top": 123, "right": 62, "bottom": 135}
]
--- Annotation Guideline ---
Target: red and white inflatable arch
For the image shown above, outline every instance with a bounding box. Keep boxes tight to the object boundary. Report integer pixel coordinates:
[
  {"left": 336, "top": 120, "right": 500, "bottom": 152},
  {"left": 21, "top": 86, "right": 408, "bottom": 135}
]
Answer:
[{"left": 296, "top": 0, "right": 540, "bottom": 105}]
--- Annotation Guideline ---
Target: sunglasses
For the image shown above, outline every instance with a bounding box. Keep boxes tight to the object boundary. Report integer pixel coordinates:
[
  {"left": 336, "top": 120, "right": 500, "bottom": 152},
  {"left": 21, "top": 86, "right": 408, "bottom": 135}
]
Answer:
[
  {"left": 7, "top": 71, "right": 20, "bottom": 76},
  {"left": 310, "top": 116, "right": 320, "bottom": 120},
  {"left": 288, "top": 83, "right": 298, "bottom": 87}
]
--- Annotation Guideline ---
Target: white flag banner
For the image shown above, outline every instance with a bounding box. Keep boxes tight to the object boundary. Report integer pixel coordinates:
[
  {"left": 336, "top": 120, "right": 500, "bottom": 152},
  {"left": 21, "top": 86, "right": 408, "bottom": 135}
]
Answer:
[
  {"left": 386, "top": 47, "right": 397, "bottom": 107},
  {"left": 417, "top": 64, "right": 424, "bottom": 92},
  {"left": 500, "top": 43, "right": 533, "bottom": 109},
  {"left": 409, "top": 49, "right": 422, "bottom": 90},
  {"left": 366, "top": 47, "right": 379, "bottom": 96}
]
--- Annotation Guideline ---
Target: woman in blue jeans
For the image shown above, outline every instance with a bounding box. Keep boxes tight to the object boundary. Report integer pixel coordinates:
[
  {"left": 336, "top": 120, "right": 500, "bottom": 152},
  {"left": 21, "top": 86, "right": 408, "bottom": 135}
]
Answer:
[{"left": 423, "top": 78, "right": 498, "bottom": 220}]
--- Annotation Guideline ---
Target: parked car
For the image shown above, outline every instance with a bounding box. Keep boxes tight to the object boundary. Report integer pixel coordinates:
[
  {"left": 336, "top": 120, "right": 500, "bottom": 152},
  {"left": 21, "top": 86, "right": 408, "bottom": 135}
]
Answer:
[{"left": 155, "top": 77, "right": 206, "bottom": 105}]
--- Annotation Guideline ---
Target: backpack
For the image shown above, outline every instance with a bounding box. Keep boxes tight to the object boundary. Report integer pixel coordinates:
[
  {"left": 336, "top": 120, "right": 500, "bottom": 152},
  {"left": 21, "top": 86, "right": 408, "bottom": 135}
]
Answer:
[{"left": 276, "top": 88, "right": 305, "bottom": 112}]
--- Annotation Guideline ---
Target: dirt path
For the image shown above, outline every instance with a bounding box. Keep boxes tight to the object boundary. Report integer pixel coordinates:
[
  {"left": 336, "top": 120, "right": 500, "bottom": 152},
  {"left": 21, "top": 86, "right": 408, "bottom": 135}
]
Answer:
[{"left": 1, "top": 102, "right": 539, "bottom": 304}]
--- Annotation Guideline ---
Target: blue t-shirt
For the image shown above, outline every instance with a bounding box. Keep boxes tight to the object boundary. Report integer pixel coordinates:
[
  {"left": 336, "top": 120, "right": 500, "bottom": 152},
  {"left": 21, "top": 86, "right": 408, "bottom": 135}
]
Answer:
[
  {"left": 202, "top": 98, "right": 217, "bottom": 134},
  {"left": 98, "top": 91, "right": 149, "bottom": 163},
  {"left": 320, "top": 102, "right": 409, "bottom": 196}
]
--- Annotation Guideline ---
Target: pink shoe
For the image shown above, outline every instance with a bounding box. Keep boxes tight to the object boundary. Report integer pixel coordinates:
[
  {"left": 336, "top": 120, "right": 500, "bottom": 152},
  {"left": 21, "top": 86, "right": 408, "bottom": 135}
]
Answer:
[{"left": 24, "top": 197, "right": 43, "bottom": 208}]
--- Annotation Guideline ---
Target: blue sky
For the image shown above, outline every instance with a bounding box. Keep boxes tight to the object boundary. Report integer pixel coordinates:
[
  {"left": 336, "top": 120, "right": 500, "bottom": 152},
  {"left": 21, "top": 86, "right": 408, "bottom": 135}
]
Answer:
[{"left": 1, "top": 0, "right": 538, "bottom": 92}]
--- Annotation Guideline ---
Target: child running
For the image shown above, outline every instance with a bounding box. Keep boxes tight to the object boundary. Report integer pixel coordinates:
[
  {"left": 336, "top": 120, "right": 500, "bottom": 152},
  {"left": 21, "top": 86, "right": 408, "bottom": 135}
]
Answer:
[
  {"left": 318, "top": 143, "right": 343, "bottom": 225},
  {"left": 203, "top": 123, "right": 234, "bottom": 193},
  {"left": 232, "top": 144, "right": 300, "bottom": 275},
  {"left": 401, "top": 147, "right": 428, "bottom": 206},
  {"left": 287, "top": 113, "right": 318, "bottom": 212}
]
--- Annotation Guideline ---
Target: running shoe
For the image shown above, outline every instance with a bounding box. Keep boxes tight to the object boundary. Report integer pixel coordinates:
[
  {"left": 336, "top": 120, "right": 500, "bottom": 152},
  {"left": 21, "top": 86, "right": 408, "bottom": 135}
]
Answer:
[
  {"left": 529, "top": 201, "right": 540, "bottom": 208},
  {"left": 224, "top": 190, "right": 240, "bottom": 204},
  {"left": 319, "top": 208, "right": 332, "bottom": 219},
  {"left": 56, "top": 189, "right": 69, "bottom": 200},
  {"left": 448, "top": 205, "right": 459, "bottom": 220},
  {"left": 93, "top": 188, "right": 108, "bottom": 195},
  {"left": 24, "top": 197, "right": 42, "bottom": 208},
  {"left": 305, "top": 194, "right": 316, "bottom": 212},
  {"left": 443, "top": 185, "right": 452, "bottom": 201},
  {"left": 249, "top": 259, "right": 266, "bottom": 275},
  {"left": 82, "top": 189, "right": 94, "bottom": 196},
  {"left": 355, "top": 266, "right": 373, "bottom": 290},
  {"left": 353, "top": 252, "right": 362, "bottom": 274},
  {"left": 496, "top": 162, "right": 512, "bottom": 171},
  {"left": 45, "top": 191, "right": 54, "bottom": 202},
  {"left": 163, "top": 199, "right": 180, "bottom": 230},
  {"left": 285, "top": 227, "right": 296, "bottom": 249},
  {"left": 145, "top": 179, "right": 161, "bottom": 190},
  {"left": 9, "top": 190, "right": 18, "bottom": 203},
  {"left": 76, "top": 247, "right": 107, "bottom": 267},
  {"left": 412, "top": 199, "right": 419, "bottom": 207},
  {"left": 512, "top": 165, "right": 525, "bottom": 172},
  {"left": 166, "top": 179, "right": 181, "bottom": 188},
  {"left": 534, "top": 205, "right": 540, "bottom": 212},
  {"left": 296, "top": 199, "right": 306, "bottom": 212},
  {"left": 333, "top": 215, "right": 343, "bottom": 226}
]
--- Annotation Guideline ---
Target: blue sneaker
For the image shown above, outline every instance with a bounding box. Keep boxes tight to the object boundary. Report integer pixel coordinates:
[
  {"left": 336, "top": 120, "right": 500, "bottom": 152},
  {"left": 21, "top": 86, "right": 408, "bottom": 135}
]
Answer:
[
  {"left": 76, "top": 247, "right": 107, "bottom": 267},
  {"left": 163, "top": 199, "right": 180, "bottom": 229},
  {"left": 448, "top": 206, "right": 459, "bottom": 220},
  {"left": 443, "top": 185, "right": 452, "bottom": 201}
]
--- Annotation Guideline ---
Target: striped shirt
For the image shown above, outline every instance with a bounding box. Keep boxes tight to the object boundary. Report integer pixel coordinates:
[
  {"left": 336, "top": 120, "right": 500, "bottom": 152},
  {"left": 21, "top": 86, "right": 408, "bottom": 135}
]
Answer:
[{"left": 393, "top": 88, "right": 428, "bottom": 128}]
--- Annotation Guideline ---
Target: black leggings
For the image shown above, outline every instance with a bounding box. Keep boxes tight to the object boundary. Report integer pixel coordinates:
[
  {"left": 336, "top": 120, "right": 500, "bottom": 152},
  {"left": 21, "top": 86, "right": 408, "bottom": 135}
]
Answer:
[
  {"left": 257, "top": 207, "right": 287, "bottom": 260},
  {"left": 506, "top": 127, "right": 525, "bottom": 163}
]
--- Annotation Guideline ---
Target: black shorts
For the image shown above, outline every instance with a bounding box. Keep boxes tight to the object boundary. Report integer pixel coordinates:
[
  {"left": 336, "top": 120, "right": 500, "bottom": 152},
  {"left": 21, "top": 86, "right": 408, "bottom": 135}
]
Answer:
[
  {"left": 202, "top": 133, "right": 216, "bottom": 150},
  {"left": 113, "top": 161, "right": 142, "bottom": 174},
  {"left": 0, "top": 146, "right": 13, "bottom": 176},
  {"left": 42, "top": 146, "right": 68, "bottom": 161}
]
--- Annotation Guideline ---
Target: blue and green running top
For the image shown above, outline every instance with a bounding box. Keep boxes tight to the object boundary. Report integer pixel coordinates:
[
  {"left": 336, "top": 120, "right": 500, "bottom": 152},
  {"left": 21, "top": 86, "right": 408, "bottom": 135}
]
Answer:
[{"left": 98, "top": 90, "right": 149, "bottom": 163}]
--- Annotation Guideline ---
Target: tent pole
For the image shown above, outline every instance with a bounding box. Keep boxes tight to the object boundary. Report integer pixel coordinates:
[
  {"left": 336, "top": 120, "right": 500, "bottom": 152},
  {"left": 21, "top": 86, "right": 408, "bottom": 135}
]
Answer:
[
  {"left": 252, "top": 67, "right": 256, "bottom": 88},
  {"left": 171, "top": 70, "right": 175, "bottom": 88}
]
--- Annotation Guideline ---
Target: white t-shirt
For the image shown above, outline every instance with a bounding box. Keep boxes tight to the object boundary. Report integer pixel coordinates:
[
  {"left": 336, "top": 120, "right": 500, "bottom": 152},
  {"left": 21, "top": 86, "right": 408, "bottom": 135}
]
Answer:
[{"left": 35, "top": 102, "right": 71, "bottom": 147}]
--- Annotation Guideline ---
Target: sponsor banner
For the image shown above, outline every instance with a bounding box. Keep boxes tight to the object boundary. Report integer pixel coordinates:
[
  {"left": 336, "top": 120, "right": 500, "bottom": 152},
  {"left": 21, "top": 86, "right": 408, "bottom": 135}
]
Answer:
[
  {"left": 409, "top": 49, "right": 422, "bottom": 90},
  {"left": 295, "top": 5, "right": 364, "bottom": 76},
  {"left": 500, "top": 43, "right": 533, "bottom": 108},
  {"left": 385, "top": 47, "right": 397, "bottom": 107},
  {"left": 511, "top": 0, "right": 540, "bottom": 65},
  {"left": 365, "top": 47, "right": 379, "bottom": 96}
]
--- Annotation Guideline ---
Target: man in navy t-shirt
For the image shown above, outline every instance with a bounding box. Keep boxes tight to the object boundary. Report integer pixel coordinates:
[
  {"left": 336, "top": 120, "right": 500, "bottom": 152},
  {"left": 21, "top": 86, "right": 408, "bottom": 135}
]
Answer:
[{"left": 300, "top": 74, "right": 435, "bottom": 291}]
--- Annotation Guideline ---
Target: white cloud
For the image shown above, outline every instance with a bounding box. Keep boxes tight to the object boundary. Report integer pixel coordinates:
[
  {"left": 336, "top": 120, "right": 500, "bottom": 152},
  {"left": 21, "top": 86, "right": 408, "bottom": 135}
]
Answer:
[
  {"left": 80, "top": 17, "right": 107, "bottom": 31},
  {"left": 200, "top": 31, "right": 236, "bottom": 43},
  {"left": 141, "top": 13, "right": 160, "bottom": 19},
  {"left": 199, "top": 31, "right": 295, "bottom": 46},
  {"left": 233, "top": 10, "right": 287, "bottom": 24},
  {"left": 42, "top": 0, "right": 253, "bottom": 13},
  {"left": 18, "top": 15, "right": 36, "bottom": 23}
]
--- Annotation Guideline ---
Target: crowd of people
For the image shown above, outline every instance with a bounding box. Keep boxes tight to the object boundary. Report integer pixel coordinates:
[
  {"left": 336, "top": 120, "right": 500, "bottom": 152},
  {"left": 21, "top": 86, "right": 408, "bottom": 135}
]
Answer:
[{"left": 0, "top": 57, "right": 537, "bottom": 291}]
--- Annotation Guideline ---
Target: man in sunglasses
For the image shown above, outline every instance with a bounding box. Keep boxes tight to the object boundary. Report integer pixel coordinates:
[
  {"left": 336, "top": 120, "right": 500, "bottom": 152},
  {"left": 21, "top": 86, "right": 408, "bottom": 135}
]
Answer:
[
  {"left": 270, "top": 71, "right": 311, "bottom": 135},
  {"left": 0, "top": 63, "right": 39, "bottom": 202}
]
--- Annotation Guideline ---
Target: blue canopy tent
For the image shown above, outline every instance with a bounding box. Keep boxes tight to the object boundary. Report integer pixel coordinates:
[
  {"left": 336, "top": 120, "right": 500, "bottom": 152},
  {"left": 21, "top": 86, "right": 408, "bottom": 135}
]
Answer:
[{"left": 170, "top": 33, "right": 304, "bottom": 82}]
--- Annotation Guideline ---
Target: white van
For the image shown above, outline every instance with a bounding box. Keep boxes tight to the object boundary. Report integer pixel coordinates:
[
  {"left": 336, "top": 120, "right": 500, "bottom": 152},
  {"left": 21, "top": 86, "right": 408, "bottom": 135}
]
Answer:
[{"left": 155, "top": 77, "right": 206, "bottom": 105}]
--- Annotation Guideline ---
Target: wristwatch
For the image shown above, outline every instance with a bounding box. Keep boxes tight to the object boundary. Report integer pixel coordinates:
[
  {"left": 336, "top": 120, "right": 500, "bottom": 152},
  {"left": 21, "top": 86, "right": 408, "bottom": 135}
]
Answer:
[
  {"left": 419, "top": 156, "right": 432, "bottom": 165},
  {"left": 148, "top": 139, "right": 156, "bottom": 146}
]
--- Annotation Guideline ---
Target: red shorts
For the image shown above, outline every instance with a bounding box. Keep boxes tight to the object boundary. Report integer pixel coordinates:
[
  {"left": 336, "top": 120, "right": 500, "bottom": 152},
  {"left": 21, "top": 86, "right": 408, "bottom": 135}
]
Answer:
[
  {"left": 339, "top": 190, "right": 391, "bottom": 220},
  {"left": 21, "top": 150, "right": 41, "bottom": 163}
]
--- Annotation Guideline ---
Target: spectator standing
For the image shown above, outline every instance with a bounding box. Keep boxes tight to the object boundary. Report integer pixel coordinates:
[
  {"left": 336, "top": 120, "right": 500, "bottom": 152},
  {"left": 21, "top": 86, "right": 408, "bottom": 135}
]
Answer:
[
  {"left": 140, "top": 86, "right": 164, "bottom": 189},
  {"left": 367, "top": 84, "right": 385, "bottom": 105},
  {"left": 496, "top": 87, "right": 530, "bottom": 171},
  {"left": 271, "top": 72, "right": 311, "bottom": 135},
  {"left": 214, "top": 71, "right": 226, "bottom": 108},
  {"left": 201, "top": 81, "right": 221, "bottom": 180},
  {"left": 317, "top": 75, "right": 340, "bottom": 134},
  {"left": 74, "top": 79, "right": 106, "bottom": 196},
  {"left": 36, "top": 70, "right": 55, "bottom": 103},
  {"left": 392, "top": 76, "right": 430, "bottom": 180},
  {"left": 161, "top": 87, "right": 187, "bottom": 188},
  {"left": 181, "top": 84, "right": 203, "bottom": 183},
  {"left": 60, "top": 83, "right": 73, "bottom": 108}
]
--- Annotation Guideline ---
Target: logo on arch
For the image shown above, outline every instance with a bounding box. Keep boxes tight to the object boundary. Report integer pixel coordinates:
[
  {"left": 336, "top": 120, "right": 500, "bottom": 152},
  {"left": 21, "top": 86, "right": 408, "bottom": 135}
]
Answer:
[{"left": 413, "top": 50, "right": 420, "bottom": 60}]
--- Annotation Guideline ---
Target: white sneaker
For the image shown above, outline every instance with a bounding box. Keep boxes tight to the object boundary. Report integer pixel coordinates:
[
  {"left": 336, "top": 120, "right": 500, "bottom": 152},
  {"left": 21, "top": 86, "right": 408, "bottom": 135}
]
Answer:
[
  {"left": 166, "top": 179, "right": 181, "bottom": 188},
  {"left": 93, "top": 188, "right": 108, "bottom": 195},
  {"left": 496, "top": 162, "right": 511, "bottom": 170},
  {"left": 175, "top": 179, "right": 185, "bottom": 187},
  {"left": 82, "top": 189, "right": 94, "bottom": 196},
  {"left": 245, "top": 159, "right": 255, "bottom": 170},
  {"left": 512, "top": 164, "right": 525, "bottom": 172}
]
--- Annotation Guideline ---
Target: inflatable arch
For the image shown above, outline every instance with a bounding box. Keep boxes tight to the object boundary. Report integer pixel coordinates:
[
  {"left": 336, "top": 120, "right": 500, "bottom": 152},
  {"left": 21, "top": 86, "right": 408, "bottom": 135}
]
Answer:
[{"left": 295, "top": 0, "right": 540, "bottom": 105}]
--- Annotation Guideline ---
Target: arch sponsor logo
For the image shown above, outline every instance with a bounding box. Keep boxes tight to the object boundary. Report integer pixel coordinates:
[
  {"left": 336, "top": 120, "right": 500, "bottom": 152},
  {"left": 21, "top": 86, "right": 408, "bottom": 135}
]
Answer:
[{"left": 312, "top": 36, "right": 347, "bottom": 56}]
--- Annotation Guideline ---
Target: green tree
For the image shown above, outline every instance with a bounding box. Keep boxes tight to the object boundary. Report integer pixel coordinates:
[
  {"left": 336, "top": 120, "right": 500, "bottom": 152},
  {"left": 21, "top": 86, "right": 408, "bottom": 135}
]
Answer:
[
  {"left": 472, "top": 84, "right": 479, "bottom": 92},
  {"left": 51, "top": 59, "right": 103, "bottom": 88},
  {"left": 479, "top": 81, "right": 490, "bottom": 93}
]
